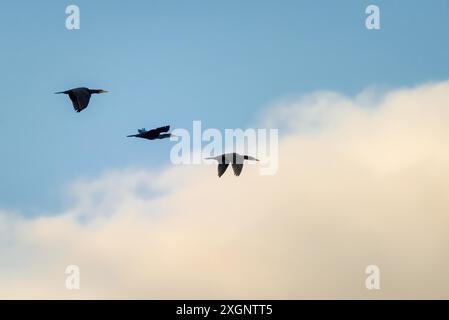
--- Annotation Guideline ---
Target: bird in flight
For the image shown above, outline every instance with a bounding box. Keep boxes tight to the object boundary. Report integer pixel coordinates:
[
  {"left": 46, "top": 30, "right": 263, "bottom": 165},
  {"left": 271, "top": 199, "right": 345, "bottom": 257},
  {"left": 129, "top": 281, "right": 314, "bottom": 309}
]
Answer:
[
  {"left": 206, "top": 153, "right": 259, "bottom": 177},
  {"left": 55, "top": 87, "right": 108, "bottom": 113},
  {"left": 127, "top": 125, "right": 175, "bottom": 140}
]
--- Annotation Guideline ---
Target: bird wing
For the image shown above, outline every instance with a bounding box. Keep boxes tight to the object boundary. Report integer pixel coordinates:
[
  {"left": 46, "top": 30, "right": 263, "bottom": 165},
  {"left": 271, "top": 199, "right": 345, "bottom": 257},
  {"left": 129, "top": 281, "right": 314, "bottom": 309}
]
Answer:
[
  {"left": 70, "top": 88, "right": 91, "bottom": 112},
  {"left": 218, "top": 163, "right": 229, "bottom": 177},
  {"left": 153, "top": 125, "right": 170, "bottom": 134},
  {"left": 232, "top": 163, "right": 244, "bottom": 176},
  {"left": 142, "top": 126, "right": 170, "bottom": 138}
]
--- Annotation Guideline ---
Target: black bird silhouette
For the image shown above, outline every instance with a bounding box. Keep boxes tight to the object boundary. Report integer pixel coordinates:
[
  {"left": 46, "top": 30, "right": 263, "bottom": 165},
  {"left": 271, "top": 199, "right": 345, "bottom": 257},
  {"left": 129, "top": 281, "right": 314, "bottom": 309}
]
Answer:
[
  {"left": 206, "top": 153, "right": 259, "bottom": 177},
  {"left": 55, "top": 87, "right": 108, "bottom": 112},
  {"left": 127, "top": 126, "right": 174, "bottom": 140}
]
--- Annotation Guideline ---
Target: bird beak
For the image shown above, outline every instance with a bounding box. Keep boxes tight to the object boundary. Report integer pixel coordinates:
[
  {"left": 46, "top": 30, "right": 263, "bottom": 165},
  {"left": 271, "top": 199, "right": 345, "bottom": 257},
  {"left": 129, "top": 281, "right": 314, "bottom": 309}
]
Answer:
[{"left": 102, "top": 90, "right": 109, "bottom": 93}]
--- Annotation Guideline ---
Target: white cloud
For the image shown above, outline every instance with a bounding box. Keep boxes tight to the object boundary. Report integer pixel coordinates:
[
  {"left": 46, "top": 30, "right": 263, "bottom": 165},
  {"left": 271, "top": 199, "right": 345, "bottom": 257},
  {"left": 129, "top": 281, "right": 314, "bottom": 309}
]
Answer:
[{"left": 1, "top": 81, "right": 449, "bottom": 299}]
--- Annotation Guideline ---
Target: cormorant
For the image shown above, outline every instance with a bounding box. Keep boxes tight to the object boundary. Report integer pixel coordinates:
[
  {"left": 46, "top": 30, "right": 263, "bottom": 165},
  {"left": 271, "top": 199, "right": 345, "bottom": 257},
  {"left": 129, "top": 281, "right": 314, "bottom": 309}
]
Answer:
[
  {"left": 206, "top": 153, "right": 259, "bottom": 177},
  {"left": 127, "top": 125, "right": 174, "bottom": 140},
  {"left": 55, "top": 87, "right": 108, "bottom": 112}
]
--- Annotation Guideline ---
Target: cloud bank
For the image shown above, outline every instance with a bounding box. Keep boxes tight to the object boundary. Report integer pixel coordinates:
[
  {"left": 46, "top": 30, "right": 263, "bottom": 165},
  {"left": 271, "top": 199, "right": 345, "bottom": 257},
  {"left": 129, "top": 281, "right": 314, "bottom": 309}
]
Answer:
[{"left": 1, "top": 81, "right": 449, "bottom": 299}]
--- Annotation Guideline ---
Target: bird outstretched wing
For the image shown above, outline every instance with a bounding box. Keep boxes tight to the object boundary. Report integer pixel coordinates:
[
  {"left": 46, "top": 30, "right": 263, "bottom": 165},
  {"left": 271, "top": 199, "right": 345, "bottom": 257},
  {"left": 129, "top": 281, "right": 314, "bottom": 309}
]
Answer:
[
  {"left": 147, "top": 125, "right": 170, "bottom": 135},
  {"left": 218, "top": 163, "right": 229, "bottom": 177},
  {"left": 232, "top": 163, "right": 244, "bottom": 176},
  {"left": 140, "top": 126, "right": 170, "bottom": 139}
]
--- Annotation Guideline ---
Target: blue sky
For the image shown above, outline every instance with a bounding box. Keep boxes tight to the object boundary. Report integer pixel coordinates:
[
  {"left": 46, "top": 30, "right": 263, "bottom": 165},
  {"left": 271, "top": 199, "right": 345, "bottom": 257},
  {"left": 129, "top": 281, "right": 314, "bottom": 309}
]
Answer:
[{"left": 0, "top": 0, "right": 448, "bottom": 214}]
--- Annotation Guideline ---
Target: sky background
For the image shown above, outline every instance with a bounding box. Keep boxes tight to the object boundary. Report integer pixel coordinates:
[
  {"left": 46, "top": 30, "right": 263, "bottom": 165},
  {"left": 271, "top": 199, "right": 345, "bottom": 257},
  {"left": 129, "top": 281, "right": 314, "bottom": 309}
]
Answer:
[
  {"left": 1, "top": 1, "right": 449, "bottom": 299},
  {"left": 0, "top": 0, "right": 448, "bottom": 214}
]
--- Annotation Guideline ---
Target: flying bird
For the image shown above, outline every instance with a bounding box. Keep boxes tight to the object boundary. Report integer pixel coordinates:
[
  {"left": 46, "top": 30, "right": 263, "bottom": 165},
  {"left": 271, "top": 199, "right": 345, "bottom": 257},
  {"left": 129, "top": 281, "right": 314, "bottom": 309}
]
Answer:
[
  {"left": 55, "top": 87, "right": 108, "bottom": 112},
  {"left": 206, "top": 153, "right": 259, "bottom": 177},
  {"left": 127, "top": 125, "right": 174, "bottom": 140}
]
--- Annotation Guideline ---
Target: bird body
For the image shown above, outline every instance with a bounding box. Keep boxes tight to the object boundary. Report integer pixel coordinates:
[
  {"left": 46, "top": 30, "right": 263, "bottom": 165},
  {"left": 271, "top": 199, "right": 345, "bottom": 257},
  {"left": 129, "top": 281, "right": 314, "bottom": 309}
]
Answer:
[
  {"left": 55, "top": 87, "right": 108, "bottom": 112},
  {"left": 127, "top": 125, "right": 173, "bottom": 140},
  {"left": 206, "top": 153, "right": 259, "bottom": 177}
]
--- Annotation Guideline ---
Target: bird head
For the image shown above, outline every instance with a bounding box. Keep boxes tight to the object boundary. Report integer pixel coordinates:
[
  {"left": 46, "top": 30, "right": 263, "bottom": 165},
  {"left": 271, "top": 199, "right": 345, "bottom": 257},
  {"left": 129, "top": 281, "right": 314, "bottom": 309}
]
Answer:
[{"left": 90, "top": 89, "right": 109, "bottom": 94}]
